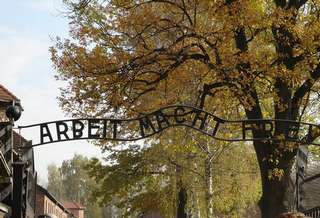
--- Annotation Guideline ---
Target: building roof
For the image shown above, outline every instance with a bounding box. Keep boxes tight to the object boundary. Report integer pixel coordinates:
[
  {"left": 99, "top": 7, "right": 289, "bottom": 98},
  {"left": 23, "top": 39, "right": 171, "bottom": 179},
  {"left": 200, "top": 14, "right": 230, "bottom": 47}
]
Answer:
[
  {"left": 12, "top": 131, "right": 30, "bottom": 148},
  {"left": 141, "top": 211, "right": 163, "bottom": 218},
  {"left": 36, "top": 184, "right": 74, "bottom": 217},
  {"left": 62, "top": 201, "right": 85, "bottom": 210},
  {"left": 0, "top": 84, "right": 19, "bottom": 103}
]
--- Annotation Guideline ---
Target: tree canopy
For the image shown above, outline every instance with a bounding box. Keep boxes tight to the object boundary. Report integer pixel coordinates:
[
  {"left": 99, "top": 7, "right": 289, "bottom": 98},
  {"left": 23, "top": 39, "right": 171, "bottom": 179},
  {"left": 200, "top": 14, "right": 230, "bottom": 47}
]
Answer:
[
  {"left": 47, "top": 154, "right": 103, "bottom": 218},
  {"left": 51, "top": 0, "right": 320, "bottom": 217},
  {"left": 86, "top": 130, "right": 261, "bottom": 217}
]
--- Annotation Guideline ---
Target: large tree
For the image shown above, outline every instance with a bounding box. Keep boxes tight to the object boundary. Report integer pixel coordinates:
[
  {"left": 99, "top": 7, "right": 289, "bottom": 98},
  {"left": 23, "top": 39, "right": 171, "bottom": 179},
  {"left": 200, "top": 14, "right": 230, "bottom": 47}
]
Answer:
[
  {"left": 86, "top": 130, "right": 260, "bottom": 218},
  {"left": 51, "top": 0, "right": 320, "bottom": 217},
  {"left": 47, "top": 154, "right": 103, "bottom": 218},
  {"left": 47, "top": 164, "right": 64, "bottom": 200}
]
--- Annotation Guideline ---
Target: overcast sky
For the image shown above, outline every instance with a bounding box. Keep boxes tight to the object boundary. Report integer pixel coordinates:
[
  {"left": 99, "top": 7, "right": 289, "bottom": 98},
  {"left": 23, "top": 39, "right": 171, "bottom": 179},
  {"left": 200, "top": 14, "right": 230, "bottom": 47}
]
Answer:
[{"left": 0, "top": 0, "right": 103, "bottom": 184}]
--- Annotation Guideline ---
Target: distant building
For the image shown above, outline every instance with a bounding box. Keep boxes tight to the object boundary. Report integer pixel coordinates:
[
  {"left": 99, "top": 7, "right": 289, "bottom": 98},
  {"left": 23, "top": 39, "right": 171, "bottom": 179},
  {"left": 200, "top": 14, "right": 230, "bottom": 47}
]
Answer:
[
  {"left": 62, "top": 201, "right": 85, "bottom": 218},
  {"left": 140, "top": 211, "right": 163, "bottom": 218},
  {"left": 35, "top": 184, "right": 74, "bottom": 218}
]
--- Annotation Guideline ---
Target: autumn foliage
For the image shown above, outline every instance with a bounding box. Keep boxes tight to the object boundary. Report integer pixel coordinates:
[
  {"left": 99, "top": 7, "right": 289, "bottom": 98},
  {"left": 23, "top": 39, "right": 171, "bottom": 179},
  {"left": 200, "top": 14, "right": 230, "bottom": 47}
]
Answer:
[{"left": 51, "top": 0, "right": 320, "bottom": 217}]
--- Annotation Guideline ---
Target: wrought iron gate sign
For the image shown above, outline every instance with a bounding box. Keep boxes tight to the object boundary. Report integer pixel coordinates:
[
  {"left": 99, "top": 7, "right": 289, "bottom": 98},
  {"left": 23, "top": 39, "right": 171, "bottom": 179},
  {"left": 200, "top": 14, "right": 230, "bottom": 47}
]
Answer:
[{"left": 17, "top": 105, "right": 320, "bottom": 148}]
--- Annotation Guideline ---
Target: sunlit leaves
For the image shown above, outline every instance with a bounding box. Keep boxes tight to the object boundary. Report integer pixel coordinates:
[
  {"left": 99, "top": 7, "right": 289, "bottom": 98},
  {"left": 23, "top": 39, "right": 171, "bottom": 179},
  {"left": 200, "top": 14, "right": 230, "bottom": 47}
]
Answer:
[{"left": 52, "top": 0, "right": 320, "bottom": 215}]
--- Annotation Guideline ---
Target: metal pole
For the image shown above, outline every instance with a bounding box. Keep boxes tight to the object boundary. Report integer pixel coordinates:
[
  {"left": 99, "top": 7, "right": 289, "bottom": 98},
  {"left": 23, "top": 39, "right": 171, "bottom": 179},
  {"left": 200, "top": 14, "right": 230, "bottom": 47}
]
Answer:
[
  {"left": 296, "top": 169, "right": 299, "bottom": 211},
  {"left": 12, "top": 162, "right": 26, "bottom": 218}
]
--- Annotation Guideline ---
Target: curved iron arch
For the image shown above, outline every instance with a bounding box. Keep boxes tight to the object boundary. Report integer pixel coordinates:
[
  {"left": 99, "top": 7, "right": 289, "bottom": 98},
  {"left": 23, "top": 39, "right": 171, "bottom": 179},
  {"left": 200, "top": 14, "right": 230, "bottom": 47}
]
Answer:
[{"left": 14, "top": 105, "right": 320, "bottom": 148}]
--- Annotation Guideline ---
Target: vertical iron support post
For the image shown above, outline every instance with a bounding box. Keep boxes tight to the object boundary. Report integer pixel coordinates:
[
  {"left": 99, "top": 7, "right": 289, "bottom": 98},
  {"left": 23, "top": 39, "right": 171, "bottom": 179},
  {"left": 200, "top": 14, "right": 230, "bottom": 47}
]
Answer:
[
  {"left": 12, "top": 161, "right": 26, "bottom": 218},
  {"left": 296, "top": 169, "right": 300, "bottom": 211}
]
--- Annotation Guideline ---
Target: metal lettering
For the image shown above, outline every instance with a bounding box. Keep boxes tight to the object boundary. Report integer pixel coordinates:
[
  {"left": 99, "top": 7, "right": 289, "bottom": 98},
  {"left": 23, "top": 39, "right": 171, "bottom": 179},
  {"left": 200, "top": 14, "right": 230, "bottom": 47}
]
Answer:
[
  {"left": 102, "top": 119, "right": 107, "bottom": 138},
  {"left": 56, "top": 121, "right": 70, "bottom": 141},
  {"left": 211, "top": 120, "right": 222, "bottom": 137},
  {"left": 139, "top": 116, "right": 156, "bottom": 137},
  {"left": 16, "top": 105, "right": 320, "bottom": 148},
  {"left": 286, "top": 122, "right": 299, "bottom": 140},
  {"left": 242, "top": 121, "right": 253, "bottom": 140},
  {"left": 192, "top": 110, "right": 208, "bottom": 130},
  {"left": 242, "top": 121, "right": 273, "bottom": 139},
  {"left": 110, "top": 120, "right": 122, "bottom": 139},
  {"left": 264, "top": 121, "right": 273, "bottom": 138},
  {"left": 40, "top": 124, "right": 53, "bottom": 144},
  {"left": 174, "top": 107, "right": 186, "bottom": 124},
  {"left": 72, "top": 120, "right": 85, "bottom": 139},
  {"left": 155, "top": 111, "right": 170, "bottom": 130},
  {"left": 88, "top": 119, "right": 101, "bottom": 139}
]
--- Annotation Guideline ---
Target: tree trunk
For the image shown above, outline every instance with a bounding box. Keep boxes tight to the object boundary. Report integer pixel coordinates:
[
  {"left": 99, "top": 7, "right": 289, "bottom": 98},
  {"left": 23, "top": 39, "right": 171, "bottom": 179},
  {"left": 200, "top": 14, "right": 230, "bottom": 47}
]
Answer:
[
  {"left": 177, "top": 187, "right": 187, "bottom": 218},
  {"left": 259, "top": 172, "right": 290, "bottom": 218},
  {"left": 254, "top": 141, "right": 295, "bottom": 218},
  {"left": 176, "top": 164, "right": 187, "bottom": 218},
  {"left": 204, "top": 158, "right": 213, "bottom": 218}
]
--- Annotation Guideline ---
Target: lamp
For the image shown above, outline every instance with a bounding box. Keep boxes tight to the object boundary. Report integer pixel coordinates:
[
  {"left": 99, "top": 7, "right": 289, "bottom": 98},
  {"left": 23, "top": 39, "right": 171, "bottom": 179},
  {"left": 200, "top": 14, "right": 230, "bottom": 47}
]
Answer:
[{"left": 5, "top": 102, "right": 22, "bottom": 121}]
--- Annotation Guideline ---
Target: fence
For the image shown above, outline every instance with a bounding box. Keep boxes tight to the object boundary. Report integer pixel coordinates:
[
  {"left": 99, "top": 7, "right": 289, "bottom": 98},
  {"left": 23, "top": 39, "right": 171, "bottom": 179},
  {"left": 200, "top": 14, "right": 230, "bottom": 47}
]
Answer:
[{"left": 303, "top": 206, "right": 320, "bottom": 217}]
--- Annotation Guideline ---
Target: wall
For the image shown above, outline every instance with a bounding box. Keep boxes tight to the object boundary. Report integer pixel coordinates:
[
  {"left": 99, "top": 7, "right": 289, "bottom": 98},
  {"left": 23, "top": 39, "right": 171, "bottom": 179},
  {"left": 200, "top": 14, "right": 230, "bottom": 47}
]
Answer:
[
  {"left": 68, "top": 208, "right": 84, "bottom": 218},
  {"left": 35, "top": 193, "right": 44, "bottom": 218},
  {"left": 35, "top": 192, "right": 69, "bottom": 218}
]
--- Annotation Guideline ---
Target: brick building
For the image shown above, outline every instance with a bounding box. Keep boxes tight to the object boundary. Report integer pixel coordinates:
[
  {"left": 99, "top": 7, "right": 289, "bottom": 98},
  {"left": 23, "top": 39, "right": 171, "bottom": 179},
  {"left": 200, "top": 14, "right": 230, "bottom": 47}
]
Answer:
[
  {"left": 0, "top": 84, "right": 85, "bottom": 218},
  {"left": 12, "top": 131, "right": 37, "bottom": 218},
  {"left": 62, "top": 201, "right": 85, "bottom": 218},
  {"left": 0, "top": 84, "right": 21, "bottom": 217},
  {"left": 0, "top": 84, "right": 37, "bottom": 218},
  {"left": 140, "top": 211, "right": 163, "bottom": 218},
  {"left": 35, "top": 184, "right": 74, "bottom": 218}
]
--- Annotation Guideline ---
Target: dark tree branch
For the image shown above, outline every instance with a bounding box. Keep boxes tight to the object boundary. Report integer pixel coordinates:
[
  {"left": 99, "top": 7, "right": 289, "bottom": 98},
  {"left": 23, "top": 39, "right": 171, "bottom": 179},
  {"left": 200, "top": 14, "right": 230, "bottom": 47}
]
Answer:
[
  {"left": 292, "top": 64, "right": 320, "bottom": 119},
  {"left": 288, "top": 0, "right": 309, "bottom": 9},
  {"left": 130, "top": 0, "right": 194, "bottom": 26},
  {"left": 198, "top": 82, "right": 231, "bottom": 109},
  {"left": 274, "top": 0, "right": 287, "bottom": 8}
]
